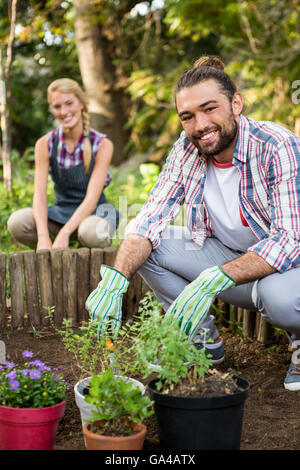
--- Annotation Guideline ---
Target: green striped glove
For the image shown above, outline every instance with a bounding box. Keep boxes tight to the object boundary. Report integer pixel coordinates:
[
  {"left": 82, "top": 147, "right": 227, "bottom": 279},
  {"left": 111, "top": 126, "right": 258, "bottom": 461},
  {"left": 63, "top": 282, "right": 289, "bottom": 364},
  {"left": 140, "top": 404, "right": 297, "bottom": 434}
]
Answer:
[
  {"left": 166, "top": 265, "right": 236, "bottom": 339},
  {"left": 85, "top": 265, "right": 129, "bottom": 339}
]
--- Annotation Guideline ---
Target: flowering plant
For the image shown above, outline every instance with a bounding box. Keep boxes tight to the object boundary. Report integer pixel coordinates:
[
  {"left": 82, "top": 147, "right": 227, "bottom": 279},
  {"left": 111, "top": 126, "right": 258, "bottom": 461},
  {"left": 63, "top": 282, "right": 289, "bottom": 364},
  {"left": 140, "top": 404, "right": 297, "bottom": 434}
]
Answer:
[{"left": 0, "top": 350, "right": 70, "bottom": 408}]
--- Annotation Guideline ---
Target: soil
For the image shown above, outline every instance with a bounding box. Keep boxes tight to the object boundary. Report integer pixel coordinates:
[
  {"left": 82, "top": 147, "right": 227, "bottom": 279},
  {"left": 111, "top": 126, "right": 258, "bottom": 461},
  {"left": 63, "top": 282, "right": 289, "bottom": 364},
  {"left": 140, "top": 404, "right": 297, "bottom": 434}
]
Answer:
[
  {"left": 1, "top": 324, "right": 300, "bottom": 451},
  {"left": 163, "top": 369, "right": 239, "bottom": 398}
]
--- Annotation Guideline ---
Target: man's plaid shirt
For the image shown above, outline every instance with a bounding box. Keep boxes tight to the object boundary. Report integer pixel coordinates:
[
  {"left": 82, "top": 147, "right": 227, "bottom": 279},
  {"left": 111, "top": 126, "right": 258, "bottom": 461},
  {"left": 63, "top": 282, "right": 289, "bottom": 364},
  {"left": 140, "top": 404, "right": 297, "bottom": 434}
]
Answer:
[{"left": 125, "top": 115, "right": 300, "bottom": 273}]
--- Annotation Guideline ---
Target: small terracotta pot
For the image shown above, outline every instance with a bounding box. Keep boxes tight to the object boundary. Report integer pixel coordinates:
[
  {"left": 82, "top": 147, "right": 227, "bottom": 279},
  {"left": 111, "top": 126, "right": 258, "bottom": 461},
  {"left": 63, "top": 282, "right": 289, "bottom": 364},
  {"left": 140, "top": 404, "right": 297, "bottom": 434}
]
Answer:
[{"left": 82, "top": 421, "right": 147, "bottom": 450}]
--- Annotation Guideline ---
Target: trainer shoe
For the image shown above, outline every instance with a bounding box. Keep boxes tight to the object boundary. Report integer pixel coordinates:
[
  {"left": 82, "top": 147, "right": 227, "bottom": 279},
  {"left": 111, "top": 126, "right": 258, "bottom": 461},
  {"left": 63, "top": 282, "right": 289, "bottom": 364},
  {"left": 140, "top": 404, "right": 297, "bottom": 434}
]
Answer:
[
  {"left": 193, "top": 339, "right": 225, "bottom": 365},
  {"left": 284, "top": 341, "right": 300, "bottom": 391}
]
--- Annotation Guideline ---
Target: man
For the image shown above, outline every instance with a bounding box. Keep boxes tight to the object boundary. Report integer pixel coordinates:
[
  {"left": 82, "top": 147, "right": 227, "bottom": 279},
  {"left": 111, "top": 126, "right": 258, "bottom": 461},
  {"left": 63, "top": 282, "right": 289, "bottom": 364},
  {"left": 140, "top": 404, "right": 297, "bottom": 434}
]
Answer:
[{"left": 86, "top": 56, "right": 300, "bottom": 391}]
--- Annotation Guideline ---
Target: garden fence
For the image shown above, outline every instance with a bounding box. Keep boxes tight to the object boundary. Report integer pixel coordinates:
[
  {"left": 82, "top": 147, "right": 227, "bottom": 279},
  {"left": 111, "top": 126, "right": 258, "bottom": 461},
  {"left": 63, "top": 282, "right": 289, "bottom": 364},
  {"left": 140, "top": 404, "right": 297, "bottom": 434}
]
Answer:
[{"left": 0, "top": 247, "right": 273, "bottom": 344}]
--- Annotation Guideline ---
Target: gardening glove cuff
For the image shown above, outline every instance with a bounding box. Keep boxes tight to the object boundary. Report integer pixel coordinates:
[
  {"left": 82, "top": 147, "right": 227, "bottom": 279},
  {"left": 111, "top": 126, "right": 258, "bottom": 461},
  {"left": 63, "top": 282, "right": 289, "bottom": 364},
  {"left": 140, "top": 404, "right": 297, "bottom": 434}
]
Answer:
[
  {"left": 167, "top": 265, "right": 236, "bottom": 339},
  {"left": 99, "top": 265, "right": 129, "bottom": 295},
  {"left": 85, "top": 265, "right": 129, "bottom": 339}
]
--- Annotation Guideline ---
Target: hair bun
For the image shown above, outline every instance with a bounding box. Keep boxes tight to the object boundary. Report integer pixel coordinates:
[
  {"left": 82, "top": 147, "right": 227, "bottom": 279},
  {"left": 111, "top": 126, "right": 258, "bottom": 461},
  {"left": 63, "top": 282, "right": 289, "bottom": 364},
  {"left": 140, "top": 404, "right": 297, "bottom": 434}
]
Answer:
[{"left": 193, "top": 56, "right": 224, "bottom": 71}]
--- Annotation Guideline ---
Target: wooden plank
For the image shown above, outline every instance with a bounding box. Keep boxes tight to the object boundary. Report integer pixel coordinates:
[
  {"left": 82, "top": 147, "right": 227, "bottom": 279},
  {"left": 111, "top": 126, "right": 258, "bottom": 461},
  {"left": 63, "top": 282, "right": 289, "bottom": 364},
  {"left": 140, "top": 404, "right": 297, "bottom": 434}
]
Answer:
[
  {"left": 126, "top": 273, "right": 143, "bottom": 322},
  {"left": 77, "top": 247, "right": 90, "bottom": 323},
  {"left": 229, "top": 305, "right": 238, "bottom": 323},
  {"left": 62, "top": 249, "right": 77, "bottom": 325},
  {"left": 23, "top": 250, "right": 41, "bottom": 329},
  {"left": 0, "top": 253, "right": 7, "bottom": 330},
  {"left": 254, "top": 312, "right": 261, "bottom": 338},
  {"left": 36, "top": 249, "right": 54, "bottom": 325},
  {"left": 237, "top": 307, "right": 244, "bottom": 323},
  {"left": 103, "top": 246, "right": 117, "bottom": 267},
  {"left": 90, "top": 248, "right": 104, "bottom": 292},
  {"left": 9, "top": 252, "right": 24, "bottom": 328},
  {"left": 243, "top": 309, "right": 256, "bottom": 339},
  {"left": 257, "top": 314, "right": 273, "bottom": 344},
  {"left": 216, "top": 299, "right": 230, "bottom": 322},
  {"left": 50, "top": 249, "right": 64, "bottom": 327}
]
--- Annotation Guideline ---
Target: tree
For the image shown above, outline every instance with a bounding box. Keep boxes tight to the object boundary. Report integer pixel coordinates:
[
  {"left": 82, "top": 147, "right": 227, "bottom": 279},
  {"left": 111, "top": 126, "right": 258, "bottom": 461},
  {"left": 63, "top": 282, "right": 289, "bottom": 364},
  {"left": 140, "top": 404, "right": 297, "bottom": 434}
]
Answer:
[
  {"left": 0, "top": 0, "right": 17, "bottom": 193},
  {"left": 73, "top": 0, "right": 134, "bottom": 165}
]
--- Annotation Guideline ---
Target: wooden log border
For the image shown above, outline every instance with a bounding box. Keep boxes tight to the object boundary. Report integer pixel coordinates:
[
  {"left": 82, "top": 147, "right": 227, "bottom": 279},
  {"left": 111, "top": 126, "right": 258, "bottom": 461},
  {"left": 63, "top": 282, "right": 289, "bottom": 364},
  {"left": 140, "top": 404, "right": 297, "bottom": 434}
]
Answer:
[{"left": 0, "top": 247, "right": 274, "bottom": 344}]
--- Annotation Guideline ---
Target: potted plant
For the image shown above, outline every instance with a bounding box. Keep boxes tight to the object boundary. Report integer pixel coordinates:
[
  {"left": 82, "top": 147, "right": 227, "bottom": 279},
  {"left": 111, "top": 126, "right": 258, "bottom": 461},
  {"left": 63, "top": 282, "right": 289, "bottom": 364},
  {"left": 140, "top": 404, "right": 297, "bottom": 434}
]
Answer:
[
  {"left": 128, "top": 292, "right": 250, "bottom": 451},
  {"left": 54, "top": 317, "right": 145, "bottom": 428},
  {"left": 0, "top": 350, "right": 69, "bottom": 450},
  {"left": 82, "top": 364, "right": 154, "bottom": 450}
]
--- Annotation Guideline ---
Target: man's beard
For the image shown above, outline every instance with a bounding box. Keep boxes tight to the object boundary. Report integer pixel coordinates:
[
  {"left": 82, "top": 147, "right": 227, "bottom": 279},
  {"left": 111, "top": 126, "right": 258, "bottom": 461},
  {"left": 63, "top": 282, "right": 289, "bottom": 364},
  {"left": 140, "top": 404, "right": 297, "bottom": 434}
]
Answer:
[{"left": 191, "top": 115, "right": 238, "bottom": 158}]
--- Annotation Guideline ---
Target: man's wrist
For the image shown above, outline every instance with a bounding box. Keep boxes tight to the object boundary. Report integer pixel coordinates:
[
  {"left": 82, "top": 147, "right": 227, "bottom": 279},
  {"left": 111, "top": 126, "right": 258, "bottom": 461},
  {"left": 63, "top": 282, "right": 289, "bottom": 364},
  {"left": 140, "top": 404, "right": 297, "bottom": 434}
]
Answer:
[
  {"left": 218, "top": 266, "right": 237, "bottom": 286},
  {"left": 104, "top": 265, "right": 130, "bottom": 282}
]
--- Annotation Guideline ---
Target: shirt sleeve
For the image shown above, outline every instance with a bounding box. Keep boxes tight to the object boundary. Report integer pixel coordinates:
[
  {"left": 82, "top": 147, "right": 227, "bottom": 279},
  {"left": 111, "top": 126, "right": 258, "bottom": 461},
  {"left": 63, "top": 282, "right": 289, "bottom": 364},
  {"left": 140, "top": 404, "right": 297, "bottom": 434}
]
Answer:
[
  {"left": 248, "top": 136, "right": 300, "bottom": 272},
  {"left": 125, "top": 140, "right": 186, "bottom": 249}
]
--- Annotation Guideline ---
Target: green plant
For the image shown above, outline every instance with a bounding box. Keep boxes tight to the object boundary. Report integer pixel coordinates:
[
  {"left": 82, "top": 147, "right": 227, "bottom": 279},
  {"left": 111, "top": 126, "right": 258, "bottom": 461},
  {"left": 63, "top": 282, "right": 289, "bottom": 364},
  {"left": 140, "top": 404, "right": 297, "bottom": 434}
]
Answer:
[
  {"left": 128, "top": 292, "right": 213, "bottom": 392},
  {"left": 0, "top": 350, "right": 70, "bottom": 408},
  {"left": 49, "top": 306, "right": 137, "bottom": 379},
  {"left": 85, "top": 366, "right": 153, "bottom": 435},
  {"left": 54, "top": 318, "right": 105, "bottom": 377}
]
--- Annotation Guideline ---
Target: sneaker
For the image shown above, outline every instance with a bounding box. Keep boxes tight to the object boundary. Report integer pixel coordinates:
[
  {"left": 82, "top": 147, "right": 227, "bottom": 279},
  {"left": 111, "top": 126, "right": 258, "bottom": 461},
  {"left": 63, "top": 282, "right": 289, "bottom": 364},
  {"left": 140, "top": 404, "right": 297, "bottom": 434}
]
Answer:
[
  {"left": 284, "top": 341, "right": 300, "bottom": 391},
  {"left": 193, "top": 340, "right": 225, "bottom": 365}
]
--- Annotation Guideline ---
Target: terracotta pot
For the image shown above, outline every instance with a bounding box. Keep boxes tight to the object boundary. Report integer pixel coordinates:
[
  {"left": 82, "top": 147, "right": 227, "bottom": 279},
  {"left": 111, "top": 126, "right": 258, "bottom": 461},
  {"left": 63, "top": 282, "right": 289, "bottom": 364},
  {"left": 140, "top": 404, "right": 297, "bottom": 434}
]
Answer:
[
  {"left": 0, "top": 400, "right": 66, "bottom": 450},
  {"left": 82, "top": 421, "right": 147, "bottom": 450}
]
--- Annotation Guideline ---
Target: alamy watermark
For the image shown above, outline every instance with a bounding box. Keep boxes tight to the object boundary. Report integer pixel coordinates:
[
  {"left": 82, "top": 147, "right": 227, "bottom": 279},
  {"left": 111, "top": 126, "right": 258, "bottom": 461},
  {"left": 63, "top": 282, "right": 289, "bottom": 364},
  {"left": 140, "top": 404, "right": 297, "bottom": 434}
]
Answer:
[
  {"left": 291, "top": 80, "right": 300, "bottom": 104},
  {"left": 95, "top": 196, "right": 207, "bottom": 250}
]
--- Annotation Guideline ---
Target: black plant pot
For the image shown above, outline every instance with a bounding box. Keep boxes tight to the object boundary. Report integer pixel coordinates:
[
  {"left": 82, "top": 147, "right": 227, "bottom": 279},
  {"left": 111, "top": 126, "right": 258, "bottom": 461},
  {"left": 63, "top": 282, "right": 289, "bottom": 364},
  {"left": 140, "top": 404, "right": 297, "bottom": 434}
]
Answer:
[{"left": 148, "top": 376, "right": 250, "bottom": 450}]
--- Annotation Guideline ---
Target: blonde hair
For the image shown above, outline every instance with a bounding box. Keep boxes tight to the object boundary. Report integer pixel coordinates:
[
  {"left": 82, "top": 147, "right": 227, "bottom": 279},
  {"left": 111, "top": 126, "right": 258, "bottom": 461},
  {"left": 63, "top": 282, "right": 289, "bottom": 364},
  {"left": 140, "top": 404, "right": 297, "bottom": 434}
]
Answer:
[{"left": 47, "top": 78, "right": 92, "bottom": 174}]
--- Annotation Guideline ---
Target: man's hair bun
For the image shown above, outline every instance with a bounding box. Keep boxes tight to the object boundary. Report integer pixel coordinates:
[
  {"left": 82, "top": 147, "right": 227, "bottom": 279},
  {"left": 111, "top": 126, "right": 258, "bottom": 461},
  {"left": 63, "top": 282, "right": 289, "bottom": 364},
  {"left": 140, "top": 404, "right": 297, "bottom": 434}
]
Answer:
[{"left": 194, "top": 56, "right": 225, "bottom": 71}]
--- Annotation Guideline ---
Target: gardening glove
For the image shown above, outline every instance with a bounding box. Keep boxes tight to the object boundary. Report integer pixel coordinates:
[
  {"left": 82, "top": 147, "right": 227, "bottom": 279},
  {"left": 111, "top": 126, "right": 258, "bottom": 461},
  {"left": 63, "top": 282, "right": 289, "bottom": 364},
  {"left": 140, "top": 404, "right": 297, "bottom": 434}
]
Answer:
[
  {"left": 166, "top": 265, "right": 236, "bottom": 339},
  {"left": 85, "top": 265, "right": 129, "bottom": 339}
]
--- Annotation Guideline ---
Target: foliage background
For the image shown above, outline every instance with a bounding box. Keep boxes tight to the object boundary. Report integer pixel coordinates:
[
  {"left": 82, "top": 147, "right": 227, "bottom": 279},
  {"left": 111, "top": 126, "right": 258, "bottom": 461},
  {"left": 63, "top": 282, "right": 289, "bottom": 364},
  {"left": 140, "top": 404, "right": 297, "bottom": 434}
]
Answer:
[{"left": 0, "top": 0, "right": 299, "bottom": 252}]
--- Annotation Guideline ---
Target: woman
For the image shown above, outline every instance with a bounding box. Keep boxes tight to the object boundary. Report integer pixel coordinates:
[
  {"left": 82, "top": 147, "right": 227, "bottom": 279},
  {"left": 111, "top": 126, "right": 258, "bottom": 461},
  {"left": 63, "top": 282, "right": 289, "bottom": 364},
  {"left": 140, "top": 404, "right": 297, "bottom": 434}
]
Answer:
[{"left": 8, "top": 78, "right": 119, "bottom": 250}]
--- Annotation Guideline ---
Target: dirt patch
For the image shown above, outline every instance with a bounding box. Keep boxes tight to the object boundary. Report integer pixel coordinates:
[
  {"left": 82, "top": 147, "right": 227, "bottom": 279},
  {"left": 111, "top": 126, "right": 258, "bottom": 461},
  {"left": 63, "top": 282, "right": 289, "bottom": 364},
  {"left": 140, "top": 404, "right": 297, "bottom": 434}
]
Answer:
[
  {"left": 1, "top": 325, "right": 299, "bottom": 450},
  {"left": 159, "top": 369, "right": 238, "bottom": 398}
]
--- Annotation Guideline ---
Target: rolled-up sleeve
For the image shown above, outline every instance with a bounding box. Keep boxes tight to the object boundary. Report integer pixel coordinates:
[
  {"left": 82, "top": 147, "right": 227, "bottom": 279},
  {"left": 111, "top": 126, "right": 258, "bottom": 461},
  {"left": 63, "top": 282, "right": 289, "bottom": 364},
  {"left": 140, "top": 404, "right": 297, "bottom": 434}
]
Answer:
[
  {"left": 125, "top": 143, "right": 185, "bottom": 249},
  {"left": 249, "top": 137, "right": 300, "bottom": 272}
]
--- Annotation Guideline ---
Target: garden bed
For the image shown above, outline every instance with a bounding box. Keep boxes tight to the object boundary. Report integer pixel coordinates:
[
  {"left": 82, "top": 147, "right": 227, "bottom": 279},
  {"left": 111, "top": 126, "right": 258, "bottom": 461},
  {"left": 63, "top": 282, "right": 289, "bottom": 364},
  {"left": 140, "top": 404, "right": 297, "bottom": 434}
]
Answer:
[{"left": 1, "top": 325, "right": 299, "bottom": 451}]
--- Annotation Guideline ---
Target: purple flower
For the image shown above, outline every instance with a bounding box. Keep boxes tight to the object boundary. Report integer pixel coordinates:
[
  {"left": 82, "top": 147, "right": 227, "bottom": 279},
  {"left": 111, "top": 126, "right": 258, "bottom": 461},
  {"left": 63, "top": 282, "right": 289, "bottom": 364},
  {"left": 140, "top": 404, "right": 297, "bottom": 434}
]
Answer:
[
  {"left": 21, "top": 369, "right": 30, "bottom": 376},
  {"left": 9, "top": 379, "right": 20, "bottom": 390},
  {"left": 5, "top": 370, "right": 17, "bottom": 380},
  {"left": 22, "top": 350, "right": 33, "bottom": 358},
  {"left": 29, "top": 360, "right": 45, "bottom": 368},
  {"left": 5, "top": 361, "right": 15, "bottom": 369},
  {"left": 29, "top": 369, "right": 41, "bottom": 380}
]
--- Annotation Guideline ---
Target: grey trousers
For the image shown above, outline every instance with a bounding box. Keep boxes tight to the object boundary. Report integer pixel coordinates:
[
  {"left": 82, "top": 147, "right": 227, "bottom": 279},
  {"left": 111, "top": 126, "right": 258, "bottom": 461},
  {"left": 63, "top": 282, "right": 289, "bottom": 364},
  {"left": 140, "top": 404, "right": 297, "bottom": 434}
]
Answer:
[{"left": 138, "top": 226, "right": 300, "bottom": 343}]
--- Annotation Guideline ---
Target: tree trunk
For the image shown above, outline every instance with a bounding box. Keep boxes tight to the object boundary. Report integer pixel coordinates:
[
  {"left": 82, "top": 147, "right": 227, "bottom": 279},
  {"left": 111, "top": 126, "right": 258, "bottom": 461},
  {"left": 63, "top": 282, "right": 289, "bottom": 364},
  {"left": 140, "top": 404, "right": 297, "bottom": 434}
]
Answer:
[
  {"left": 73, "top": 0, "right": 130, "bottom": 165},
  {"left": 0, "top": 0, "right": 18, "bottom": 193},
  {"left": 0, "top": 48, "right": 12, "bottom": 192}
]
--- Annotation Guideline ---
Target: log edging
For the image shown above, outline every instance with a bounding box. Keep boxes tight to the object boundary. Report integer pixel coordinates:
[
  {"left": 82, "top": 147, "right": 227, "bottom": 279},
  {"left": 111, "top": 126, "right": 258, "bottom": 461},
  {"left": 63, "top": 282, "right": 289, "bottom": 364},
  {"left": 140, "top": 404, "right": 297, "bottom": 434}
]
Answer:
[{"left": 0, "top": 247, "right": 273, "bottom": 344}]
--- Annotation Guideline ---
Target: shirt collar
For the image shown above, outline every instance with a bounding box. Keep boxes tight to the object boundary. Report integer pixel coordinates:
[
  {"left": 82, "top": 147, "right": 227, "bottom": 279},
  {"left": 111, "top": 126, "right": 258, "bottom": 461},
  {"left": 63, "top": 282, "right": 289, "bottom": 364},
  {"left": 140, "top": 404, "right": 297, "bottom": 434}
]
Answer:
[
  {"left": 58, "top": 126, "right": 84, "bottom": 152},
  {"left": 233, "top": 114, "right": 249, "bottom": 163}
]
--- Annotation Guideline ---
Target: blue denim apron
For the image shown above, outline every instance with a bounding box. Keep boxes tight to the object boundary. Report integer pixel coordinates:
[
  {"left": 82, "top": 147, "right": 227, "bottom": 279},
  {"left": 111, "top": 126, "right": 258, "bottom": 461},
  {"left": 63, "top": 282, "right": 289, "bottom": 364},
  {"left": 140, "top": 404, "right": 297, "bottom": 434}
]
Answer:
[{"left": 47, "top": 132, "right": 114, "bottom": 225}]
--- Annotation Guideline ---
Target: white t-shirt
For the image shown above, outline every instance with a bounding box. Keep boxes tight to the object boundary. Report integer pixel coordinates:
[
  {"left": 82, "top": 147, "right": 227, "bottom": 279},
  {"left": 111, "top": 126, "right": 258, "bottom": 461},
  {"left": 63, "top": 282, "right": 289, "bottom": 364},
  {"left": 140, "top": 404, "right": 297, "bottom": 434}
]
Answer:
[{"left": 203, "top": 158, "right": 259, "bottom": 252}]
